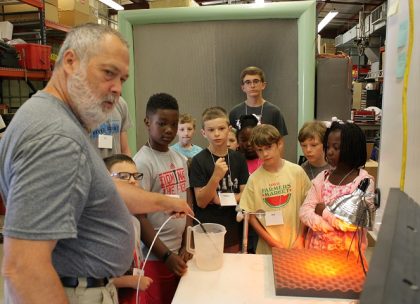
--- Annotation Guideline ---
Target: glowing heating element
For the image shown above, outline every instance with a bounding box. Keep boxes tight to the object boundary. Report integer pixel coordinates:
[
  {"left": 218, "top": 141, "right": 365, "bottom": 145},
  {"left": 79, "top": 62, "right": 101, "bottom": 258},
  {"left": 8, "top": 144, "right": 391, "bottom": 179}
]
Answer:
[{"left": 272, "top": 248, "right": 366, "bottom": 299}]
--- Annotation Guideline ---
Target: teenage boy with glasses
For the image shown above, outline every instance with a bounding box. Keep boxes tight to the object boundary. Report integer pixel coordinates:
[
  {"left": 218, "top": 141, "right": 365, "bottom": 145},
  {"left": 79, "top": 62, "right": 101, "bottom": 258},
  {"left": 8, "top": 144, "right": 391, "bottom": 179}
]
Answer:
[{"left": 229, "top": 66, "right": 288, "bottom": 137}]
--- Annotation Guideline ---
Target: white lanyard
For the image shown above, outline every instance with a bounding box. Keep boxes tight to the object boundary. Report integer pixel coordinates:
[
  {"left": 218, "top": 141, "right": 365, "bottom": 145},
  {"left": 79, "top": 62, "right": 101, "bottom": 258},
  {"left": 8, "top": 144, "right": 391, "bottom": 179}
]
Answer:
[{"left": 245, "top": 101, "right": 264, "bottom": 124}]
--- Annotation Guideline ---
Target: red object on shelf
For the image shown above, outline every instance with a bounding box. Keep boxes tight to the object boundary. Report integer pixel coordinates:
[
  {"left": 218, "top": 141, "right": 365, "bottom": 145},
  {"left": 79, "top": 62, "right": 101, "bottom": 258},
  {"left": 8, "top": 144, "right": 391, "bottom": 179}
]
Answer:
[{"left": 14, "top": 44, "right": 52, "bottom": 71}]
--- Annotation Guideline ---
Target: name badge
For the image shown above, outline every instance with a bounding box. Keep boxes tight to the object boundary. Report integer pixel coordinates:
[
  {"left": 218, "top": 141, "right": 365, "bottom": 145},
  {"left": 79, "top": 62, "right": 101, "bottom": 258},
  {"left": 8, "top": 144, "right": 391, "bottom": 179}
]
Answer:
[
  {"left": 98, "top": 134, "right": 113, "bottom": 149},
  {"left": 265, "top": 211, "right": 284, "bottom": 226},
  {"left": 133, "top": 268, "right": 144, "bottom": 276},
  {"left": 166, "top": 194, "right": 180, "bottom": 198},
  {"left": 218, "top": 192, "right": 237, "bottom": 206}
]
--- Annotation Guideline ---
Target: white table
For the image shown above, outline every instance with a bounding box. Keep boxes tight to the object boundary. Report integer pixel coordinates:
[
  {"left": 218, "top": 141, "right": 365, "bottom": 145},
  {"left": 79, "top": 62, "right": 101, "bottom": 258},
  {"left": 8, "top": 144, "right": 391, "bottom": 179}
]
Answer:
[{"left": 172, "top": 254, "right": 358, "bottom": 304}]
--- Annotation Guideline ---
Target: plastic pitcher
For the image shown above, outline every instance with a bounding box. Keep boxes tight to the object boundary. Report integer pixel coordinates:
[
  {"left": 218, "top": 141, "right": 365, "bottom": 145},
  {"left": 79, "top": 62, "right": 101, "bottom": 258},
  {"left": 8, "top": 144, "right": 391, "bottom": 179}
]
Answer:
[{"left": 186, "top": 223, "right": 226, "bottom": 271}]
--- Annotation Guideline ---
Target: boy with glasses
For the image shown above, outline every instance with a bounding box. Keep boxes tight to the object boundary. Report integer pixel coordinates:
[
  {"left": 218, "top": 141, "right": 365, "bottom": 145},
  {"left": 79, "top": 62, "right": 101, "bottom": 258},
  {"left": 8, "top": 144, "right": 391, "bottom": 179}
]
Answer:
[
  {"left": 229, "top": 66, "right": 288, "bottom": 137},
  {"left": 105, "top": 154, "right": 153, "bottom": 304}
]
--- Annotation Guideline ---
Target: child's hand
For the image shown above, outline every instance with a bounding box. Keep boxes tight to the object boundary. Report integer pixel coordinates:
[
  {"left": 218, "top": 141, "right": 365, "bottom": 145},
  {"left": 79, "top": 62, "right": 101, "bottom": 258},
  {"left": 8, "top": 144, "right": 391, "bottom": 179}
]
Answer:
[
  {"left": 315, "top": 203, "right": 326, "bottom": 216},
  {"left": 165, "top": 253, "right": 188, "bottom": 276},
  {"left": 331, "top": 217, "right": 358, "bottom": 232},
  {"left": 139, "top": 276, "right": 153, "bottom": 291},
  {"left": 312, "top": 219, "right": 335, "bottom": 233},
  {"left": 128, "top": 275, "right": 153, "bottom": 291},
  {"left": 213, "top": 157, "right": 228, "bottom": 181},
  {"left": 178, "top": 246, "right": 193, "bottom": 262}
]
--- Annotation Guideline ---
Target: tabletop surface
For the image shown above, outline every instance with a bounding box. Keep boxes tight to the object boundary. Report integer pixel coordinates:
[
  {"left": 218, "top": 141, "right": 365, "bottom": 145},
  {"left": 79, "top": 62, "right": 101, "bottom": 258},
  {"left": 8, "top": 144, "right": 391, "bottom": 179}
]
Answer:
[{"left": 172, "top": 253, "right": 358, "bottom": 304}]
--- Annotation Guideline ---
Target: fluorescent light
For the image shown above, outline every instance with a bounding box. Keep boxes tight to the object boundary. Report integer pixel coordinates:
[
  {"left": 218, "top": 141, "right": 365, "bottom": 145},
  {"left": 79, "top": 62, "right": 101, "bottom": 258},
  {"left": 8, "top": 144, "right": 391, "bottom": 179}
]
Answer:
[
  {"left": 99, "top": 0, "right": 124, "bottom": 10},
  {"left": 317, "top": 10, "right": 338, "bottom": 33},
  {"left": 200, "top": 0, "right": 227, "bottom": 5},
  {"left": 255, "top": 0, "right": 264, "bottom": 4}
]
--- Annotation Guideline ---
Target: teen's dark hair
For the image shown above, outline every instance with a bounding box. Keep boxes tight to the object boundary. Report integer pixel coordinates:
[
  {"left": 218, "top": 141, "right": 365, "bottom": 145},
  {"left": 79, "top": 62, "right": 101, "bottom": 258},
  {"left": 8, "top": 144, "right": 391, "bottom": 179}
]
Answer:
[
  {"left": 103, "top": 154, "right": 135, "bottom": 170},
  {"left": 324, "top": 121, "right": 367, "bottom": 168},
  {"left": 146, "top": 93, "right": 179, "bottom": 117},
  {"left": 236, "top": 114, "right": 259, "bottom": 137}
]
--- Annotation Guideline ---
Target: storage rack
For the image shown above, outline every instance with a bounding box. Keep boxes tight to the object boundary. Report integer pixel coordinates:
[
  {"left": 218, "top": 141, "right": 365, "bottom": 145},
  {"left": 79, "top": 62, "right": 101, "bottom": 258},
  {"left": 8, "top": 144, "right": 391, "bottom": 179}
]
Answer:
[{"left": 0, "top": 0, "right": 69, "bottom": 111}]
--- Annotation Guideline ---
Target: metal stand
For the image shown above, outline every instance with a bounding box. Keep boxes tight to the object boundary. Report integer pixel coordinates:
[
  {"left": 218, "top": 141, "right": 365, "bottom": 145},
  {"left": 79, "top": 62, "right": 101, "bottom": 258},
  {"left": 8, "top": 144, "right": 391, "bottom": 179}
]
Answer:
[{"left": 240, "top": 210, "right": 265, "bottom": 254}]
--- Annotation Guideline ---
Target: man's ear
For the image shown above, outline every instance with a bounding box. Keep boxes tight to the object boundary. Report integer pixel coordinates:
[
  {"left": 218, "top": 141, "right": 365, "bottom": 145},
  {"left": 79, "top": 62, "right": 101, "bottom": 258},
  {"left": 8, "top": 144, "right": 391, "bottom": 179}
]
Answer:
[
  {"left": 201, "top": 128, "right": 207, "bottom": 138},
  {"left": 144, "top": 117, "right": 150, "bottom": 127},
  {"left": 62, "top": 49, "right": 79, "bottom": 74}
]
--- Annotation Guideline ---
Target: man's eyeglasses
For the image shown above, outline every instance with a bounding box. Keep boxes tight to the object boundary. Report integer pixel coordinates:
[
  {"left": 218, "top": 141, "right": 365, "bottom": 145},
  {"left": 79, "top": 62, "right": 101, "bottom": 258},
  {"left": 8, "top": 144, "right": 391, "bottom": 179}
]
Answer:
[
  {"left": 111, "top": 172, "right": 143, "bottom": 181},
  {"left": 243, "top": 79, "right": 262, "bottom": 86}
]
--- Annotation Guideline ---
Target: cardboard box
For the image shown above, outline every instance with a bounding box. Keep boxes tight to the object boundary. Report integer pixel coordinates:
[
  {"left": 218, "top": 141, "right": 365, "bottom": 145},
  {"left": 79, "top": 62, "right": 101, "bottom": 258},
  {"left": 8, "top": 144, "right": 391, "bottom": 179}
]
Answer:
[
  {"left": 45, "top": 0, "right": 59, "bottom": 7},
  {"left": 352, "top": 82, "right": 363, "bottom": 109},
  {"left": 366, "top": 143, "right": 374, "bottom": 160},
  {"left": 3, "top": 3, "right": 38, "bottom": 13},
  {"left": 0, "top": 21, "right": 13, "bottom": 41},
  {"left": 3, "top": 12, "right": 39, "bottom": 22},
  {"left": 149, "top": 0, "right": 192, "bottom": 8},
  {"left": 365, "top": 159, "right": 378, "bottom": 186},
  {"left": 58, "top": 0, "right": 89, "bottom": 15},
  {"left": 45, "top": 3, "right": 59, "bottom": 23},
  {"left": 88, "top": 15, "right": 98, "bottom": 24},
  {"left": 59, "top": 10, "right": 89, "bottom": 26},
  {"left": 323, "top": 43, "right": 336, "bottom": 54}
]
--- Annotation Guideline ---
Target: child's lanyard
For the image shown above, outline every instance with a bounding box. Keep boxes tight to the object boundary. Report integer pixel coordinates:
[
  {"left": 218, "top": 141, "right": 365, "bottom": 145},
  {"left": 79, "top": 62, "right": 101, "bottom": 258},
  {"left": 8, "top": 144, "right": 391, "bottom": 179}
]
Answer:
[
  {"left": 133, "top": 248, "right": 139, "bottom": 268},
  {"left": 209, "top": 149, "right": 234, "bottom": 193}
]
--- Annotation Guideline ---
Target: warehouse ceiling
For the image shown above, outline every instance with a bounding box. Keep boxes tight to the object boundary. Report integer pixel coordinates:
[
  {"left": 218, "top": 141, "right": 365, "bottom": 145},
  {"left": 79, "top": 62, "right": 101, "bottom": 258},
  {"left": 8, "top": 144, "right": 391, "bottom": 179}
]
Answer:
[{"left": 117, "top": 0, "right": 387, "bottom": 40}]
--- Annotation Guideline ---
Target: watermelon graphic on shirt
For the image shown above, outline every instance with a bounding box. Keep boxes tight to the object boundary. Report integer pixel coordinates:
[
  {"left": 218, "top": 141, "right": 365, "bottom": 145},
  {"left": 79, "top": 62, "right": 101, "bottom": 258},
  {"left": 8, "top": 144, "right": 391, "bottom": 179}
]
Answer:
[{"left": 263, "top": 194, "right": 290, "bottom": 208}]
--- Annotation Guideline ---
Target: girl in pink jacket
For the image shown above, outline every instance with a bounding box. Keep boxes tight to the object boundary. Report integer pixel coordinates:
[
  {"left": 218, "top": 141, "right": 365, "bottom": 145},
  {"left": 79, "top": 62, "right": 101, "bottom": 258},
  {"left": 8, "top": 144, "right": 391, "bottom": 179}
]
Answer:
[{"left": 299, "top": 121, "right": 376, "bottom": 258}]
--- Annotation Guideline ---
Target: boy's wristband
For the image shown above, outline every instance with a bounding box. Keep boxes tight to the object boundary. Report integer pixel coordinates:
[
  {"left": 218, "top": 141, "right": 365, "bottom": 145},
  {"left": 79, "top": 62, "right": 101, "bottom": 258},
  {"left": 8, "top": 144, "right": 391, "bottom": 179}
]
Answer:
[{"left": 162, "top": 250, "right": 173, "bottom": 262}]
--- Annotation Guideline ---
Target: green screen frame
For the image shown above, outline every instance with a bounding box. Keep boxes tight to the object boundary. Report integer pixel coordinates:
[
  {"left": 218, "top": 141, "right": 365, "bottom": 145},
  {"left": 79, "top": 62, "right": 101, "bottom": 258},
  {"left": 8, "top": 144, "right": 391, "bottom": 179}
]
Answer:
[{"left": 118, "top": 1, "right": 316, "bottom": 157}]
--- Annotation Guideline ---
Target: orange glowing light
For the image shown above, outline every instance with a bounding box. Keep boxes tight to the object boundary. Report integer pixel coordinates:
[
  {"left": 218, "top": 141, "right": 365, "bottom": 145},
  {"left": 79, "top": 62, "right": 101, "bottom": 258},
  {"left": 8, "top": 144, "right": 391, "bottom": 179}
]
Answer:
[{"left": 272, "top": 248, "right": 365, "bottom": 298}]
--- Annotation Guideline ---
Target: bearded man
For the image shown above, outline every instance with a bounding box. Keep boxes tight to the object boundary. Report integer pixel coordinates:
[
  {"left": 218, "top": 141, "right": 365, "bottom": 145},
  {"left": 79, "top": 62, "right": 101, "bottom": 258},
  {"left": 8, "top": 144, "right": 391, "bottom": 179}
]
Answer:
[{"left": 0, "top": 24, "right": 192, "bottom": 304}]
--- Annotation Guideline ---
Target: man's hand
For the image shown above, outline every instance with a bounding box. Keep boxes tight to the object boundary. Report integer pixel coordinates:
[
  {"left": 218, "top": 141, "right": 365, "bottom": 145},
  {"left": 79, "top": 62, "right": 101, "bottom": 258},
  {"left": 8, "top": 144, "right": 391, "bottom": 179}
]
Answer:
[{"left": 163, "top": 196, "right": 194, "bottom": 217}]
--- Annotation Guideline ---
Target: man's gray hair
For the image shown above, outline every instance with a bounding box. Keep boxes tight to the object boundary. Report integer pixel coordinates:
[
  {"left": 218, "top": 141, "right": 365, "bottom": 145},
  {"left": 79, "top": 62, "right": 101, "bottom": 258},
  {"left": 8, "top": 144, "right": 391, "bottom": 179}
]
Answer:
[{"left": 55, "top": 23, "right": 129, "bottom": 66}]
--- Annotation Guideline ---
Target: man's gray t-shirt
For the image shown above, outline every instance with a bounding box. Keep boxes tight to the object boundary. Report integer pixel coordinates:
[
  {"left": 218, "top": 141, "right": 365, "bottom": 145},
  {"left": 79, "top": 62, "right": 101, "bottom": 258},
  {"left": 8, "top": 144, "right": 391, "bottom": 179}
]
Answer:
[
  {"left": 0, "top": 91, "right": 134, "bottom": 277},
  {"left": 90, "top": 97, "right": 132, "bottom": 158},
  {"left": 229, "top": 101, "right": 288, "bottom": 136}
]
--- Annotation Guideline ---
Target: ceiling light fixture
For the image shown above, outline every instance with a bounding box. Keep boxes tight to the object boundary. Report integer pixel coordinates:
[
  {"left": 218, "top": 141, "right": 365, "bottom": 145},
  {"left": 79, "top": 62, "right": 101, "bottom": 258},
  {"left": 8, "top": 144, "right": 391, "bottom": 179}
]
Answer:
[
  {"left": 99, "top": 0, "right": 124, "bottom": 10},
  {"left": 200, "top": 0, "right": 227, "bottom": 5},
  {"left": 317, "top": 10, "right": 338, "bottom": 33}
]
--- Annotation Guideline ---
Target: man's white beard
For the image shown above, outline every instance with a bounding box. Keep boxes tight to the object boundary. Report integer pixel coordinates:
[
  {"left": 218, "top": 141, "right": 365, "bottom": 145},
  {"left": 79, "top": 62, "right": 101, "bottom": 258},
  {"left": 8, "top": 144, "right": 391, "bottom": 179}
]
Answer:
[{"left": 67, "top": 67, "right": 118, "bottom": 129}]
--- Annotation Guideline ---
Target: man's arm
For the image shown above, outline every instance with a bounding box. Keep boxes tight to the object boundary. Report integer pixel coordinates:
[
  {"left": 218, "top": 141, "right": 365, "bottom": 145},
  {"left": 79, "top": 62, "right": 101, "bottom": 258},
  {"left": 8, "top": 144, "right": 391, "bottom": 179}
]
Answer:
[
  {"left": 114, "top": 180, "right": 193, "bottom": 216},
  {"left": 2, "top": 237, "right": 68, "bottom": 303},
  {"left": 120, "top": 131, "right": 131, "bottom": 156}
]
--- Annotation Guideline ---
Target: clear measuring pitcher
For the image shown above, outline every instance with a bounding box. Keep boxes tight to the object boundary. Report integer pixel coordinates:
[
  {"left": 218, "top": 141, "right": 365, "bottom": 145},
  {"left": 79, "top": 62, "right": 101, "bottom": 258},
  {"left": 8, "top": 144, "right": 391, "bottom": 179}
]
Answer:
[{"left": 186, "top": 223, "right": 226, "bottom": 271}]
